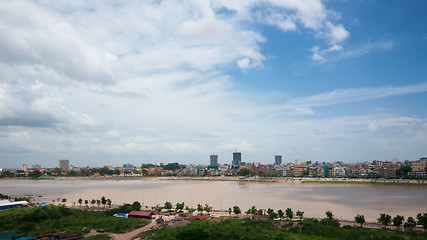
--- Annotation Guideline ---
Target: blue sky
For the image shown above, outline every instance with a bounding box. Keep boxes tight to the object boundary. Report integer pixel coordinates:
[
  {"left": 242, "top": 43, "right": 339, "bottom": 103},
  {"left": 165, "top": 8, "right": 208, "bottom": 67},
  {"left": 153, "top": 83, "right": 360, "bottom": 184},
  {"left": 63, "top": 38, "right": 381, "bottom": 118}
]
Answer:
[{"left": 0, "top": 0, "right": 426, "bottom": 168}]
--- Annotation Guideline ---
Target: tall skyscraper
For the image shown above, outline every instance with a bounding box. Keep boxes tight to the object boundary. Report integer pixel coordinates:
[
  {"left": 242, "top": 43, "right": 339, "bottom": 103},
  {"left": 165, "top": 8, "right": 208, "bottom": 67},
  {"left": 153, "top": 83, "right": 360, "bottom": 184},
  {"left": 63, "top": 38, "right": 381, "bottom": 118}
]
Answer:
[
  {"left": 59, "top": 159, "right": 69, "bottom": 171},
  {"left": 275, "top": 155, "right": 282, "bottom": 165},
  {"left": 210, "top": 154, "right": 218, "bottom": 166},
  {"left": 232, "top": 152, "right": 241, "bottom": 167}
]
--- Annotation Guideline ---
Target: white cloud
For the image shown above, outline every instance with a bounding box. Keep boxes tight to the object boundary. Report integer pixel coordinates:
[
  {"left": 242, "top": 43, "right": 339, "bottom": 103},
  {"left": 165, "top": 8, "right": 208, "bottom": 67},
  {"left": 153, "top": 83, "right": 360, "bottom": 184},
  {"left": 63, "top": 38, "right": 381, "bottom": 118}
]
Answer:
[
  {"left": 290, "top": 107, "right": 315, "bottom": 115},
  {"left": 218, "top": 140, "right": 254, "bottom": 152},
  {"left": 276, "top": 82, "right": 427, "bottom": 110}
]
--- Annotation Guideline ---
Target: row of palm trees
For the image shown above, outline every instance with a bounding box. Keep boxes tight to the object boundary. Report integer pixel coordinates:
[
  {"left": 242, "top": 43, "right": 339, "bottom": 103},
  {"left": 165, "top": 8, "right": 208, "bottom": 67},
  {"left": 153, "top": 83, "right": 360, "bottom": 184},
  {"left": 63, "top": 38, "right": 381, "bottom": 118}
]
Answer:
[{"left": 75, "top": 196, "right": 112, "bottom": 208}]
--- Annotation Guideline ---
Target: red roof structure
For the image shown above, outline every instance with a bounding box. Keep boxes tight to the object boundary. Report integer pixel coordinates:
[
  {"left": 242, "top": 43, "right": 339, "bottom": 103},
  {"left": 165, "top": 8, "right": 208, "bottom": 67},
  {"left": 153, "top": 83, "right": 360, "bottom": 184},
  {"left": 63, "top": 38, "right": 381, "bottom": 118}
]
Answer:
[{"left": 128, "top": 211, "right": 154, "bottom": 219}]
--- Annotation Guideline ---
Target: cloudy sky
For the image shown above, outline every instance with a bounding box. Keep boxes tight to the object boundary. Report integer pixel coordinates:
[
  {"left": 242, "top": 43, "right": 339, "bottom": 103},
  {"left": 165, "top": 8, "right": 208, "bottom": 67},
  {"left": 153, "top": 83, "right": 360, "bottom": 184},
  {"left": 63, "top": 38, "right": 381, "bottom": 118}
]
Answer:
[{"left": 1, "top": 0, "right": 427, "bottom": 168}]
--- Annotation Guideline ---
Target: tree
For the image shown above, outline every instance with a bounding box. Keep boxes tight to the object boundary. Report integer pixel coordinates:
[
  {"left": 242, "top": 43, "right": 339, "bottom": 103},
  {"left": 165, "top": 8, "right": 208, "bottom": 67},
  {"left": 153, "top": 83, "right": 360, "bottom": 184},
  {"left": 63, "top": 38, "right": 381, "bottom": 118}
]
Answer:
[
  {"left": 267, "top": 208, "right": 277, "bottom": 220},
  {"left": 354, "top": 214, "right": 365, "bottom": 228},
  {"left": 101, "top": 196, "right": 107, "bottom": 208},
  {"left": 91, "top": 199, "right": 96, "bottom": 207},
  {"left": 228, "top": 207, "right": 232, "bottom": 216},
  {"left": 176, "top": 202, "right": 185, "bottom": 210},
  {"left": 245, "top": 206, "right": 257, "bottom": 215},
  {"left": 238, "top": 168, "right": 250, "bottom": 176},
  {"left": 392, "top": 215, "right": 404, "bottom": 230},
  {"left": 286, "top": 208, "right": 293, "bottom": 219},
  {"left": 78, "top": 198, "right": 83, "bottom": 206},
  {"left": 378, "top": 213, "right": 392, "bottom": 229},
  {"left": 107, "top": 199, "right": 112, "bottom": 208},
  {"left": 233, "top": 206, "right": 241, "bottom": 215},
  {"left": 296, "top": 210, "right": 304, "bottom": 220},
  {"left": 96, "top": 199, "right": 101, "bottom": 207},
  {"left": 164, "top": 201, "right": 173, "bottom": 210},
  {"left": 61, "top": 198, "right": 67, "bottom": 206},
  {"left": 197, "top": 204, "right": 204, "bottom": 212},
  {"left": 204, "top": 204, "right": 212, "bottom": 214},
  {"left": 267, "top": 208, "right": 274, "bottom": 215},
  {"left": 277, "top": 209, "right": 284, "bottom": 220},
  {"left": 85, "top": 199, "right": 89, "bottom": 207},
  {"left": 417, "top": 213, "right": 427, "bottom": 229},
  {"left": 132, "top": 201, "right": 141, "bottom": 211},
  {"left": 29, "top": 170, "right": 42, "bottom": 178},
  {"left": 325, "top": 211, "right": 333, "bottom": 219},
  {"left": 405, "top": 216, "right": 417, "bottom": 230}
]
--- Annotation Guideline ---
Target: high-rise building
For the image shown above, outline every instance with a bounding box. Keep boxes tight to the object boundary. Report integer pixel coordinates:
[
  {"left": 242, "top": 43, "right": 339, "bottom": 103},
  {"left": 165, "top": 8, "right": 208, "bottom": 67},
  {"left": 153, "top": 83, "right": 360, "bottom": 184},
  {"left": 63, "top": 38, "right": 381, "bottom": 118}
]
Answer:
[
  {"left": 59, "top": 159, "right": 69, "bottom": 171},
  {"left": 32, "top": 164, "right": 42, "bottom": 170},
  {"left": 22, "top": 164, "right": 27, "bottom": 171},
  {"left": 274, "top": 155, "right": 282, "bottom": 165},
  {"left": 210, "top": 154, "right": 218, "bottom": 166},
  {"left": 232, "top": 152, "right": 241, "bottom": 167}
]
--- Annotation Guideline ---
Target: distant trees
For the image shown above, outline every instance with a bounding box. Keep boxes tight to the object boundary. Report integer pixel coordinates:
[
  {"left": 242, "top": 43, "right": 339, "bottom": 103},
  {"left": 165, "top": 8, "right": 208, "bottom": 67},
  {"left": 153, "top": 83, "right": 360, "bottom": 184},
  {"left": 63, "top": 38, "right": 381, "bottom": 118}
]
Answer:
[
  {"left": 296, "top": 210, "right": 304, "bottom": 220},
  {"left": 101, "top": 196, "right": 107, "bottom": 208},
  {"left": 132, "top": 201, "right": 141, "bottom": 211},
  {"left": 285, "top": 208, "right": 293, "bottom": 219},
  {"left": 355, "top": 214, "right": 365, "bottom": 228},
  {"left": 204, "top": 204, "right": 212, "bottom": 214},
  {"left": 392, "top": 215, "right": 404, "bottom": 230},
  {"left": 107, "top": 199, "right": 112, "bottom": 208},
  {"left": 325, "top": 211, "right": 333, "bottom": 219},
  {"left": 164, "top": 201, "right": 173, "bottom": 210},
  {"left": 238, "top": 168, "right": 250, "bottom": 176},
  {"left": 78, "top": 198, "right": 83, "bottom": 206},
  {"left": 405, "top": 216, "right": 417, "bottom": 230},
  {"left": 277, "top": 209, "right": 284, "bottom": 220},
  {"left": 417, "top": 213, "right": 427, "bottom": 229},
  {"left": 91, "top": 199, "right": 96, "bottom": 207},
  {"left": 61, "top": 198, "right": 67, "bottom": 206},
  {"left": 378, "top": 213, "right": 392, "bottom": 229},
  {"left": 197, "top": 204, "right": 204, "bottom": 212},
  {"left": 29, "top": 170, "right": 42, "bottom": 178},
  {"left": 175, "top": 202, "right": 185, "bottom": 211},
  {"left": 84, "top": 199, "right": 89, "bottom": 207},
  {"left": 233, "top": 206, "right": 241, "bottom": 215}
]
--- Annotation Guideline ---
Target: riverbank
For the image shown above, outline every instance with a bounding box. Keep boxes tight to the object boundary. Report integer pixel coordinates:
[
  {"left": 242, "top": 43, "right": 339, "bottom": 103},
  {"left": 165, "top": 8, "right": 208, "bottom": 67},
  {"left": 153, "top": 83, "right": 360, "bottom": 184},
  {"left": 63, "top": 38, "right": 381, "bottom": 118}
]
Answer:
[{"left": 2, "top": 175, "right": 427, "bottom": 186}]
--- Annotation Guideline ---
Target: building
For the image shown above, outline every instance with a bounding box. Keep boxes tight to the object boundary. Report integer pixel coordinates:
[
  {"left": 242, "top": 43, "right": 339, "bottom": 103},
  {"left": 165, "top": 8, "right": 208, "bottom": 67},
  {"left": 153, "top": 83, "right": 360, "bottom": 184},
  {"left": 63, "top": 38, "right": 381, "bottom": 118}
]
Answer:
[
  {"left": 232, "top": 152, "right": 241, "bottom": 168},
  {"left": 210, "top": 154, "right": 218, "bottom": 166},
  {"left": 59, "top": 159, "right": 69, "bottom": 171},
  {"left": 274, "top": 155, "right": 282, "bottom": 165},
  {"left": 128, "top": 211, "right": 154, "bottom": 219},
  {"left": 411, "top": 157, "right": 427, "bottom": 171},
  {"left": 22, "top": 164, "right": 27, "bottom": 171},
  {"left": 0, "top": 200, "right": 28, "bottom": 210},
  {"left": 31, "top": 164, "right": 42, "bottom": 170}
]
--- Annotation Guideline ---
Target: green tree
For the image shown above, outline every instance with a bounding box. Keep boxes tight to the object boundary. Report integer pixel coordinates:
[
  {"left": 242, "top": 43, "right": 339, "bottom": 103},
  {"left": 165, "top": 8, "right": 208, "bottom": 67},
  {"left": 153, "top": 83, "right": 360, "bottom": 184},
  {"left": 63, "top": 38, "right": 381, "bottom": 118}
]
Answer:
[
  {"left": 61, "top": 198, "right": 67, "bottom": 206},
  {"left": 204, "top": 204, "right": 212, "bottom": 214},
  {"left": 285, "top": 208, "right": 293, "bottom": 219},
  {"left": 29, "top": 170, "right": 42, "bottom": 178},
  {"left": 91, "top": 199, "right": 96, "bottom": 207},
  {"left": 101, "top": 196, "right": 107, "bottom": 208},
  {"left": 405, "top": 216, "right": 417, "bottom": 230},
  {"left": 132, "top": 201, "right": 141, "bottom": 211},
  {"left": 417, "top": 213, "right": 427, "bottom": 229},
  {"left": 228, "top": 207, "right": 232, "bottom": 216},
  {"left": 325, "top": 211, "right": 333, "bottom": 219},
  {"left": 233, "top": 206, "right": 241, "bottom": 215},
  {"left": 78, "top": 198, "right": 83, "bottom": 206},
  {"left": 176, "top": 202, "right": 185, "bottom": 210},
  {"left": 355, "top": 214, "right": 365, "bottom": 228},
  {"left": 392, "top": 215, "right": 404, "bottom": 230},
  {"left": 245, "top": 206, "right": 257, "bottom": 215},
  {"left": 96, "top": 199, "right": 101, "bottom": 207},
  {"left": 197, "top": 204, "right": 204, "bottom": 212},
  {"left": 107, "top": 199, "right": 112, "bottom": 208},
  {"left": 164, "top": 201, "right": 173, "bottom": 210},
  {"left": 85, "top": 199, "right": 89, "bottom": 207},
  {"left": 277, "top": 209, "right": 284, "bottom": 219},
  {"left": 378, "top": 213, "right": 392, "bottom": 229},
  {"left": 296, "top": 210, "right": 304, "bottom": 220},
  {"left": 238, "top": 168, "right": 250, "bottom": 176}
]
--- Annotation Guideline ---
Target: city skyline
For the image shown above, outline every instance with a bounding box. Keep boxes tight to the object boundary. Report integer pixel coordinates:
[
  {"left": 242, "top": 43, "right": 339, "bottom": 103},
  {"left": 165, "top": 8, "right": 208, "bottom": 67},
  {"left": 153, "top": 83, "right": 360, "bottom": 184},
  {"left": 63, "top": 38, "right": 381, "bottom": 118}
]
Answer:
[{"left": 1, "top": 1, "right": 427, "bottom": 168}]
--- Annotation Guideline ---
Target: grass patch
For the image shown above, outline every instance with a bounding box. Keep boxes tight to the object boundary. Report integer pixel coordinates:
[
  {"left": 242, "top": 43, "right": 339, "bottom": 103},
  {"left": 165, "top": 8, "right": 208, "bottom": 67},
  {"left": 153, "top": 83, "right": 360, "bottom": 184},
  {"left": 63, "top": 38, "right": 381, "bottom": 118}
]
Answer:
[
  {"left": 85, "top": 235, "right": 112, "bottom": 240},
  {"left": 0, "top": 205, "right": 148, "bottom": 236},
  {"left": 145, "top": 218, "right": 427, "bottom": 240}
]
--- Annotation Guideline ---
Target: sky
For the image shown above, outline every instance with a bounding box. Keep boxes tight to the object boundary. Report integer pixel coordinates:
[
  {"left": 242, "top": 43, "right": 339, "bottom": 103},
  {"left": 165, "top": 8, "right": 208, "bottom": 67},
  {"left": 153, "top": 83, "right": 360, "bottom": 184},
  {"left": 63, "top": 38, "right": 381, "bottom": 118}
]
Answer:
[{"left": 1, "top": 0, "right": 427, "bottom": 168}]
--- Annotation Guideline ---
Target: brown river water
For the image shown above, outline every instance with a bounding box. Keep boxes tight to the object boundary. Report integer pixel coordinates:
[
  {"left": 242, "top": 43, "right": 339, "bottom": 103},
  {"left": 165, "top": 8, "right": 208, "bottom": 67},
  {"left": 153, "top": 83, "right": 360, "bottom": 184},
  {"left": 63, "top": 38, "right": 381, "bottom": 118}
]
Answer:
[{"left": 1, "top": 179, "right": 426, "bottom": 222}]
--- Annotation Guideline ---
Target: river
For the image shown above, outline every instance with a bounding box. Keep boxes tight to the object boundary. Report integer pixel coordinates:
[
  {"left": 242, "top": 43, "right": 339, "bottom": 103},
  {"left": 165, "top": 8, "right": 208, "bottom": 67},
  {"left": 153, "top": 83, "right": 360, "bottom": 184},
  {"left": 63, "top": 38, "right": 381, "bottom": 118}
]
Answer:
[{"left": 1, "top": 179, "right": 426, "bottom": 222}]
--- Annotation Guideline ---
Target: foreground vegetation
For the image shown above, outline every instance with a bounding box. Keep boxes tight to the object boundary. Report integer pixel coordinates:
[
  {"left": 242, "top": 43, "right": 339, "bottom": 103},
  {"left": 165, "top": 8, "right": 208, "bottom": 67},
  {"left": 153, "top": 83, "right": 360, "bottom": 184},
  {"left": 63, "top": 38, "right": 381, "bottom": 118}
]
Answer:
[
  {"left": 146, "top": 218, "right": 427, "bottom": 240},
  {"left": 0, "top": 205, "right": 149, "bottom": 236}
]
